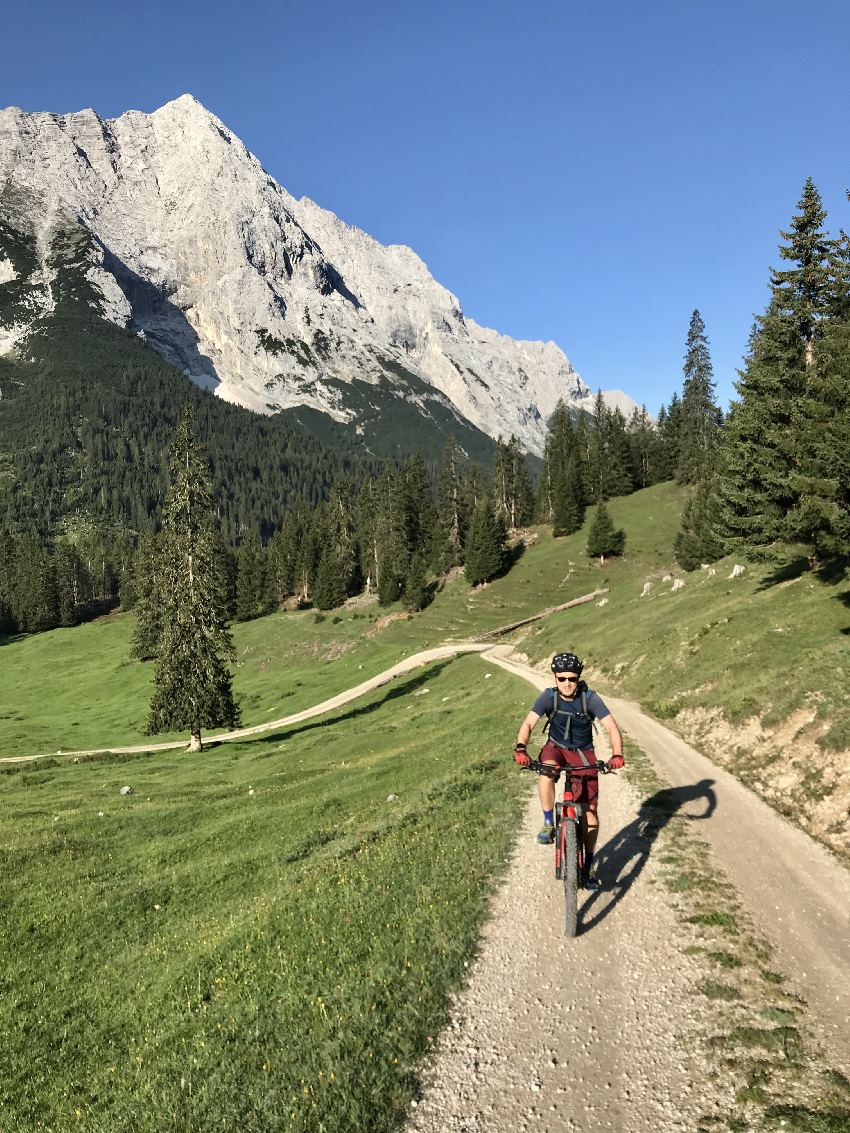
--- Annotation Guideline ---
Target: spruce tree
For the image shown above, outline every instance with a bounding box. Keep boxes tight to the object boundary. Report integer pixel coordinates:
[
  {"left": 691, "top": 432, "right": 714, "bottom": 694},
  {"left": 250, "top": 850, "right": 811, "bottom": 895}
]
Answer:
[
  {"left": 402, "top": 552, "right": 430, "bottom": 612},
  {"left": 146, "top": 408, "right": 240, "bottom": 751},
  {"left": 718, "top": 181, "right": 834, "bottom": 556},
  {"left": 586, "top": 500, "right": 625, "bottom": 561},
  {"left": 434, "top": 436, "right": 467, "bottom": 570},
  {"left": 235, "top": 530, "right": 273, "bottom": 621},
  {"left": 312, "top": 548, "right": 348, "bottom": 611},
  {"left": 130, "top": 533, "right": 164, "bottom": 661},
  {"left": 655, "top": 393, "right": 683, "bottom": 481},
  {"left": 464, "top": 499, "right": 507, "bottom": 586},
  {"left": 785, "top": 317, "right": 850, "bottom": 558},
  {"left": 674, "top": 478, "right": 724, "bottom": 571},
  {"left": 676, "top": 310, "right": 720, "bottom": 484}
]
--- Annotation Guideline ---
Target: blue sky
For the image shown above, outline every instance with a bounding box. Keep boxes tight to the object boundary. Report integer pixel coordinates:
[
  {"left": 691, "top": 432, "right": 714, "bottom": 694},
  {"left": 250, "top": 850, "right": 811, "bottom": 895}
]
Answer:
[{"left": 3, "top": 0, "right": 848, "bottom": 413}]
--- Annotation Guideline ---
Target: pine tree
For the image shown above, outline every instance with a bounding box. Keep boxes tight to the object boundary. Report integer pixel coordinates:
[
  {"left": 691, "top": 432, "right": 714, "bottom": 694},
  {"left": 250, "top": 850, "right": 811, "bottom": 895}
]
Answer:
[
  {"left": 312, "top": 548, "right": 348, "bottom": 611},
  {"left": 626, "top": 406, "right": 661, "bottom": 489},
  {"left": 655, "top": 393, "right": 683, "bottom": 481},
  {"left": 586, "top": 500, "right": 626, "bottom": 561},
  {"left": 718, "top": 182, "right": 834, "bottom": 556},
  {"left": 235, "top": 530, "right": 273, "bottom": 621},
  {"left": 402, "top": 552, "right": 430, "bottom": 612},
  {"left": 494, "top": 435, "right": 534, "bottom": 528},
  {"left": 54, "top": 543, "right": 93, "bottom": 627},
  {"left": 676, "top": 310, "right": 720, "bottom": 484},
  {"left": 464, "top": 499, "right": 507, "bottom": 586},
  {"left": 434, "top": 436, "right": 467, "bottom": 570},
  {"left": 674, "top": 478, "right": 724, "bottom": 571},
  {"left": 130, "top": 533, "right": 164, "bottom": 661},
  {"left": 785, "top": 317, "right": 850, "bottom": 558},
  {"left": 146, "top": 408, "right": 240, "bottom": 750}
]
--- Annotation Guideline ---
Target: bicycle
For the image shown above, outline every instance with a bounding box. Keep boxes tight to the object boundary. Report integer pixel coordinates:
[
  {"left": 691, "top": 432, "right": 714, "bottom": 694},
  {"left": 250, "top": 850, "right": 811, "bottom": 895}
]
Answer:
[{"left": 523, "top": 757, "right": 612, "bottom": 938}]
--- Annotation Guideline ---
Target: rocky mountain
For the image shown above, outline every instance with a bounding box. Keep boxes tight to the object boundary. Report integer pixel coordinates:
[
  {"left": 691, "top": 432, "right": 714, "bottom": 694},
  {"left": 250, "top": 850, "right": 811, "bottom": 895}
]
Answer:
[{"left": 0, "top": 95, "right": 638, "bottom": 456}]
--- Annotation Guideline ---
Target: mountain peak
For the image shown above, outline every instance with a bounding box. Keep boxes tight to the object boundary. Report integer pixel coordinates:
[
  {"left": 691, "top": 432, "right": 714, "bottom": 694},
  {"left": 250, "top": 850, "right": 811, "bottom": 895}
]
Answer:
[{"left": 0, "top": 98, "right": 641, "bottom": 453}]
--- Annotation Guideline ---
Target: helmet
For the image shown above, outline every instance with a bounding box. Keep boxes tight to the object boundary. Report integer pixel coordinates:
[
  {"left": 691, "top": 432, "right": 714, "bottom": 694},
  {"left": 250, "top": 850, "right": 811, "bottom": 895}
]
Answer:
[{"left": 551, "top": 651, "right": 583, "bottom": 675}]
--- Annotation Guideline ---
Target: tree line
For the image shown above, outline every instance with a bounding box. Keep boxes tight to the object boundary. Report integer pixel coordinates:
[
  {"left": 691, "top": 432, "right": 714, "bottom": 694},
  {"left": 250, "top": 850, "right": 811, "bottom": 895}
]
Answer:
[{"left": 672, "top": 179, "right": 850, "bottom": 570}]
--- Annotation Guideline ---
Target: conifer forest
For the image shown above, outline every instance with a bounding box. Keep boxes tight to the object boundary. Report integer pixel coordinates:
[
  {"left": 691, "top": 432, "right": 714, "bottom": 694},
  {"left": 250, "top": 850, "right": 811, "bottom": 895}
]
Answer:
[{"left": 1, "top": 180, "right": 848, "bottom": 640}]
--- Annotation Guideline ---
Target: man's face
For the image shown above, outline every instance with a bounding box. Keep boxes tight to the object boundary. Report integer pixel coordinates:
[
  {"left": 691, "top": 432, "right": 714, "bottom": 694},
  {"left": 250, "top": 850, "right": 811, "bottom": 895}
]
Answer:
[{"left": 555, "top": 672, "right": 580, "bottom": 691}]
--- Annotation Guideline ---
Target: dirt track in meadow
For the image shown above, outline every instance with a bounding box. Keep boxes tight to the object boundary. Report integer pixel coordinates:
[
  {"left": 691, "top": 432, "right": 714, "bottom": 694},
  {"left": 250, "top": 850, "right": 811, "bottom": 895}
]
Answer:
[
  {"left": 404, "top": 647, "right": 850, "bottom": 1133},
  {"left": 9, "top": 637, "right": 850, "bottom": 1130}
]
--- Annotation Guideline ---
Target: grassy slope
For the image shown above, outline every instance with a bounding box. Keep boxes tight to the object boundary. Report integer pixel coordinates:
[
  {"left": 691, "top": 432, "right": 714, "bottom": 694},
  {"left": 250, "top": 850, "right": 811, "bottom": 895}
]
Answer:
[
  {"left": 1, "top": 656, "right": 529, "bottom": 1133},
  {"left": 3, "top": 480, "right": 848, "bottom": 762},
  {"left": 3, "top": 480, "right": 849, "bottom": 1131}
]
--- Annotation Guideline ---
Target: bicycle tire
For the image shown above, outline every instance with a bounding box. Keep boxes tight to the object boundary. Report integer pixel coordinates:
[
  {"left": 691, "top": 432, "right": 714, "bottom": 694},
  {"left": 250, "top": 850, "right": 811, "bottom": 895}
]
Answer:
[{"left": 562, "top": 818, "right": 579, "bottom": 938}]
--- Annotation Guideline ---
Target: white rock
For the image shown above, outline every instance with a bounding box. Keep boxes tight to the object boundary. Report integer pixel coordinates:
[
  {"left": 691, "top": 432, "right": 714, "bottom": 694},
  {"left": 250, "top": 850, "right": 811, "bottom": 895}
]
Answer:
[
  {"left": 0, "top": 96, "right": 641, "bottom": 454},
  {"left": 671, "top": 578, "right": 684, "bottom": 592},
  {"left": 728, "top": 563, "right": 746, "bottom": 579},
  {"left": 596, "top": 597, "right": 608, "bottom": 606},
  {"left": 640, "top": 582, "right": 651, "bottom": 597},
  {"left": 119, "top": 785, "right": 134, "bottom": 796},
  {"left": 387, "top": 794, "right": 398, "bottom": 802},
  {"left": 661, "top": 573, "right": 673, "bottom": 583}
]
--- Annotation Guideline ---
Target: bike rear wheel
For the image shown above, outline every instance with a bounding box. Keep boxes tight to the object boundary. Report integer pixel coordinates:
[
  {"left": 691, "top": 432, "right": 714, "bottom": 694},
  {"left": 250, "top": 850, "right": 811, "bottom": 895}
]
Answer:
[{"left": 562, "top": 818, "right": 579, "bottom": 938}]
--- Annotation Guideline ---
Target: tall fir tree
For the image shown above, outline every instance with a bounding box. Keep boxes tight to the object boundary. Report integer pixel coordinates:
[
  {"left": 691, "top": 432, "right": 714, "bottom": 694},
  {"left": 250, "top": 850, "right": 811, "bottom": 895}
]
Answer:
[
  {"left": 674, "top": 477, "right": 725, "bottom": 571},
  {"left": 146, "top": 408, "right": 240, "bottom": 750},
  {"left": 434, "top": 436, "right": 468, "bottom": 571},
  {"left": 718, "top": 181, "right": 835, "bottom": 556},
  {"left": 464, "top": 499, "right": 507, "bottom": 586},
  {"left": 130, "top": 533, "right": 164, "bottom": 661},
  {"left": 676, "top": 310, "right": 720, "bottom": 484},
  {"left": 235, "top": 530, "right": 273, "bottom": 621}
]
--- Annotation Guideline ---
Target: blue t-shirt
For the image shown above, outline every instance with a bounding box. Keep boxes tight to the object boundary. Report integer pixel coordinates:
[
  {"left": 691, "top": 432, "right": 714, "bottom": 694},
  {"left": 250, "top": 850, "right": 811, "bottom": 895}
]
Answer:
[{"left": 531, "top": 685, "right": 609, "bottom": 749}]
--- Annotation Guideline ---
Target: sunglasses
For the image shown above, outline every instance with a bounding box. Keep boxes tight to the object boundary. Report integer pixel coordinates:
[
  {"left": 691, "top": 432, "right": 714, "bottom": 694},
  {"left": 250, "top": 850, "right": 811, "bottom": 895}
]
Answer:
[{"left": 555, "top": 675, "right": 579, "bottom": 683}]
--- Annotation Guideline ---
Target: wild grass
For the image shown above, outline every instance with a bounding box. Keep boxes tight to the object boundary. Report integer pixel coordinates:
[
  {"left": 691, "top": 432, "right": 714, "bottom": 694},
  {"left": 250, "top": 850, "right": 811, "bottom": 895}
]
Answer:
[{"left": 0, "top": 656, "right": 530, "bottom": 1132}]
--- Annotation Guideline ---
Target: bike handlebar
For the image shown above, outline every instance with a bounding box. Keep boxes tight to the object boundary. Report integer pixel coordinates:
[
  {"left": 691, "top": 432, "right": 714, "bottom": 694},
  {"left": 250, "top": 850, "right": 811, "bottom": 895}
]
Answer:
[{"left": 522, "top": 758, "right": 611, "bottom": 778}]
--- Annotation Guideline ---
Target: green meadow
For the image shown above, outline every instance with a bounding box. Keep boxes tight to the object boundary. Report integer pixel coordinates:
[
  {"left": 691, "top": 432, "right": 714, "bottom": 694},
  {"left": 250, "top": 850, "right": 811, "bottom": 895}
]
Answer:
[
  {"left": 3, "top": 480, "right": 848, "bottom": 761},
  {"left": 1, "top": 656, "right": 529, "bottom": 1133},
  {"left": 3, "top": 480, "right": 849, "bottom": 1130}
]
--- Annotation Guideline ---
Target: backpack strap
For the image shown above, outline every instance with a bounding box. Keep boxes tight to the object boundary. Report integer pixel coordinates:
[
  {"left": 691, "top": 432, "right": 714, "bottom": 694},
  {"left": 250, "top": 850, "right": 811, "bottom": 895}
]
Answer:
[{"left": 541, "top": 686, "right": 557, "bottom": 738}]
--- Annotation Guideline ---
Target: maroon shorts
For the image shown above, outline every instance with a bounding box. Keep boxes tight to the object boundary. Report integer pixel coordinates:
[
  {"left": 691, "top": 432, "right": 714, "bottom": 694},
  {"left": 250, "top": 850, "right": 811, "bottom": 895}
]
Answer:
[{"left": 540, "top": 742, "right": 599, "bottom": 810}]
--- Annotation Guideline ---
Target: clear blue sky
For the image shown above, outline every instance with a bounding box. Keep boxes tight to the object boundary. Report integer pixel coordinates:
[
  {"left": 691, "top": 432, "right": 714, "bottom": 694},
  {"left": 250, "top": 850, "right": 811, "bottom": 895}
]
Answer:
[{"left": 3, "top": 0, "right": 848, "bottom": 413}]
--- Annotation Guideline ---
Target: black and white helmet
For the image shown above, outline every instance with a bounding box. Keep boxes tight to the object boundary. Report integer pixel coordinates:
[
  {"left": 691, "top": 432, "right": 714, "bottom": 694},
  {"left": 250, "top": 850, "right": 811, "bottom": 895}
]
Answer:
[{"left": 551, "top": 651, "right": 583, "bottom": 675}]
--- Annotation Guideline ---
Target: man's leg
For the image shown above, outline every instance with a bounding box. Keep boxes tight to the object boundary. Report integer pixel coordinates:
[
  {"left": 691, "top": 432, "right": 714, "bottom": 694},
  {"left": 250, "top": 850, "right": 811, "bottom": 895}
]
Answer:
[
  {"left": 583, "top": 805, "right": 599, "bottom": 856},
  {"left": 582, "top": 805, "right": 601, "bottom": 888},
  {"left": 536, "top": 760, "right": 559, "bottom": 843}
]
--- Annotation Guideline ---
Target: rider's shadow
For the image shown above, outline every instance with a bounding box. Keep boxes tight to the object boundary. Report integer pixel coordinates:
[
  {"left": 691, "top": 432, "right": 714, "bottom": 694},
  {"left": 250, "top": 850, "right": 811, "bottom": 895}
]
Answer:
[{"left": 578, "top": 779, "right": 717, "bottom": 935}]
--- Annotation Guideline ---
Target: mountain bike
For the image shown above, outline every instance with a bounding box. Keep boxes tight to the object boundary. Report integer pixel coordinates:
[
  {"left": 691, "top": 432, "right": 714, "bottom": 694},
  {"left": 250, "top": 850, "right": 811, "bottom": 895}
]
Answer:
[{"left": 524, "top": 758, "right": 611, "bottom": 938}]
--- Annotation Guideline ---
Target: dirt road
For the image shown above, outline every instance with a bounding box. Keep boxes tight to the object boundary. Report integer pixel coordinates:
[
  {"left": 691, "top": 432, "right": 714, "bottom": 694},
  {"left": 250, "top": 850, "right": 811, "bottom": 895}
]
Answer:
[
  {"left": 484, "top": 647, "right": 850, "bottom": 1071},
  {"left": 404, "top": 646, "right": 850, "bottom": 1133}
]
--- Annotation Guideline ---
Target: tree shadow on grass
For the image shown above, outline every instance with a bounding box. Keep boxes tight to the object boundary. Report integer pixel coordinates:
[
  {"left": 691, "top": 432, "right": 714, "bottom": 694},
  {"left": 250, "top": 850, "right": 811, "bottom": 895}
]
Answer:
[
  {"left": 756, "top": 558, "right": 811, "bottom": 591},
  {"left": 252, "top": 659, "right": 456, "bottom": 750},
  {"left": 577, "top": 778, "right": 717, "bottom": 936}
]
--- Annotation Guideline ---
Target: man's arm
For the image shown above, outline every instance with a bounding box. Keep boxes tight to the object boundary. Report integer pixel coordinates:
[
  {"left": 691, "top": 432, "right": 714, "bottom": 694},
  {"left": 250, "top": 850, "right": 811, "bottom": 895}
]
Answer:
[
  {"left": 600, "top": 713, "right": 623, "bottom": 758},
  {"left": 516, "top": 710, "right": 542, "bottom": 747}
]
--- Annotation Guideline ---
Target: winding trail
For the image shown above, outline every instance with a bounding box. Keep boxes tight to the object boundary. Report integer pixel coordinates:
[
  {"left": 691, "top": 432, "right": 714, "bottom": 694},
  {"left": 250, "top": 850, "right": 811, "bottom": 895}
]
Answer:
[{"left": 8, "top": 632, "right": 849, "bottom": 1113}]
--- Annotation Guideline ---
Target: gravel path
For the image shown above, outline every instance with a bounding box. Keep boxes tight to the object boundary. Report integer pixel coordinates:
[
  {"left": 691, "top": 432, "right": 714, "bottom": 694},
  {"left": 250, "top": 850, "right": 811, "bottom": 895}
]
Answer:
[
  {"left": 405, "top": 645, "right": 850, "bottom": 1132},
  {"left": 406, "top": 772, "right": 730, "bottom": 1133}
]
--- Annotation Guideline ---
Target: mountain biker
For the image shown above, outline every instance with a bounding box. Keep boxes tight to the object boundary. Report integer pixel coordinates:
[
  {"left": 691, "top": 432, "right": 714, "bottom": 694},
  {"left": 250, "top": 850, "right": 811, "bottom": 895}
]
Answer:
[{"left": 513, "top": 651, "right": 624, "bottom": 889}]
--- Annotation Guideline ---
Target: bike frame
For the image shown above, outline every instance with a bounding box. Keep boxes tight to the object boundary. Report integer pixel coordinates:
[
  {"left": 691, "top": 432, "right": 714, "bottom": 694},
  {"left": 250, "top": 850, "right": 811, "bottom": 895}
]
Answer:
[{"left": 554, "top": 779, "right": 585, "bottom": 883}]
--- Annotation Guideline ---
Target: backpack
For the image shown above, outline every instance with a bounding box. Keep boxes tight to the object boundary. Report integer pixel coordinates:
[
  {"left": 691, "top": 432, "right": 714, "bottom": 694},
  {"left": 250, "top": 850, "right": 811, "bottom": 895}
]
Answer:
[{"left": 541, "top": 680, "right": 598, "bottom": 753}]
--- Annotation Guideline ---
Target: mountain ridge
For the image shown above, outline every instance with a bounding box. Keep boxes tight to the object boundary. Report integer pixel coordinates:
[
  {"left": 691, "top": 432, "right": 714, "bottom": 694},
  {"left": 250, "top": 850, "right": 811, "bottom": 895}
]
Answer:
[{"left": 0, "top": 94, "right": 641, "bottom": 455}]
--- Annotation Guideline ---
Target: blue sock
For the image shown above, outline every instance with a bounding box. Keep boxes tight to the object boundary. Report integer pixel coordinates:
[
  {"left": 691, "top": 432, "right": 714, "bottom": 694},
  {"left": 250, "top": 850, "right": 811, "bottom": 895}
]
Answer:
[{"left": 543, "top": 809, "right": 554, "bottom": 827}]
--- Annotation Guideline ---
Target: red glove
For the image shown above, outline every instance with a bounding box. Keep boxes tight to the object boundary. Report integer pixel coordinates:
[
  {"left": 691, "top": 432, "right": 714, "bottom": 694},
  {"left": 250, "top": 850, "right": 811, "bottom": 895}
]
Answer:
[
  {"left": 607, "top": 755, "right": 625, "bottom": 771},
  {"left": 513, "top": 744, "right": 531, "bottom": 768}
]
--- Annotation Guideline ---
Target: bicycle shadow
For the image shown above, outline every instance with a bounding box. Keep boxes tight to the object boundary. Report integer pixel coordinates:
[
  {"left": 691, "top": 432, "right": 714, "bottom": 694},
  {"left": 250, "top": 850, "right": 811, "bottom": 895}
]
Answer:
[{"left": 577, "top": 778, "right": 717, "bottom": 935}]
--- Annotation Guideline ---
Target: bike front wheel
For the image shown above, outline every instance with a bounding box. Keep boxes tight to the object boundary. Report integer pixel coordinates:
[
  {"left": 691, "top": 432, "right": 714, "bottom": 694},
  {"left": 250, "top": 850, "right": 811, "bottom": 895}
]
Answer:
[{"left": 562, "top": 818, "right": 579, "bottom": 938}]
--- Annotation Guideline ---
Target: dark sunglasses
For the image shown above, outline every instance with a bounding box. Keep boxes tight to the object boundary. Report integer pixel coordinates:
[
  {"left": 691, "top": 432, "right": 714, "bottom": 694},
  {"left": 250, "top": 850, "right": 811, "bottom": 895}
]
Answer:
[{"left": 555, "top": 675, "right": 579, "bottom": 683}]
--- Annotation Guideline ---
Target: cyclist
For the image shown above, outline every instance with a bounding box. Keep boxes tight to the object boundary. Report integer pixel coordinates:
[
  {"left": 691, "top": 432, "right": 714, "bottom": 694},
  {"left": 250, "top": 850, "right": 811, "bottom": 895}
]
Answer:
[{"left": 513, "top": 651, "right": 624, "bottom": 888}]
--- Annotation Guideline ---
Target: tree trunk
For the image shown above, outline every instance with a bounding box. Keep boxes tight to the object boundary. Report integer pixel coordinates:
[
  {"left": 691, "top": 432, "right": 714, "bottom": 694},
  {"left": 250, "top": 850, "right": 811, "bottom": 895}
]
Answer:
[{"left": 187, "top": 729, "right": 203, "bottom": 752}]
